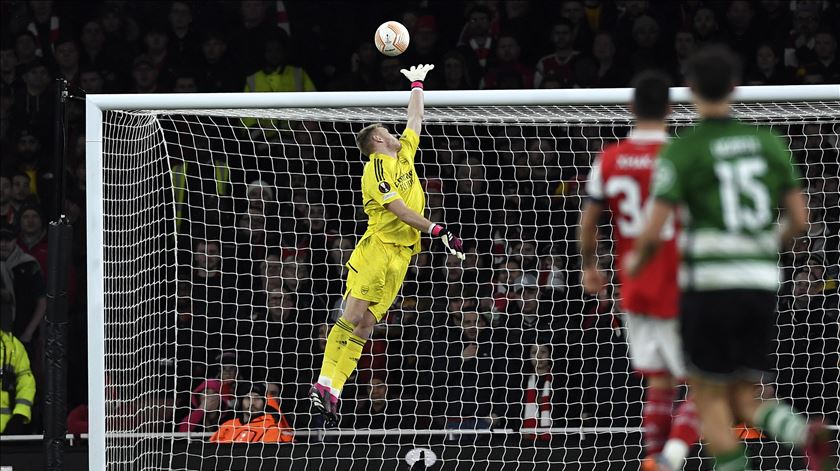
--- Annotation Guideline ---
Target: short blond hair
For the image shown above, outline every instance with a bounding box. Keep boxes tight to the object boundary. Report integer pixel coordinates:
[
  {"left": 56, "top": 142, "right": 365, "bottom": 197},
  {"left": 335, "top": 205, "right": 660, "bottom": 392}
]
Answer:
[{"left": 356, "top": 123, "right": 385, "bottom": 156}]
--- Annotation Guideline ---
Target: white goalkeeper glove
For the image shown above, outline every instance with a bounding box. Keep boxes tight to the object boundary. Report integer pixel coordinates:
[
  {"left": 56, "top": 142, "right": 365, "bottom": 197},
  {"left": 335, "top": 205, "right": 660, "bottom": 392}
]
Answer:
[
  {"left": 429, "top": 224, "right": 465, "bottom": 260},
  {"left": 400, "top": 64, "right": 435, "bottom": 84}
]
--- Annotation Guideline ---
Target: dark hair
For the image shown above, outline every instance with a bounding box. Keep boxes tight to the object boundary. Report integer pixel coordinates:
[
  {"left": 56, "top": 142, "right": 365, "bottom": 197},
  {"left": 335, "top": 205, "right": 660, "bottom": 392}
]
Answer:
[
  {"left": 631, "top": 70, "right": 671, "bottom": 120},
  {"left": 686, "top": 45, "right": 741, "bottom": 101}
]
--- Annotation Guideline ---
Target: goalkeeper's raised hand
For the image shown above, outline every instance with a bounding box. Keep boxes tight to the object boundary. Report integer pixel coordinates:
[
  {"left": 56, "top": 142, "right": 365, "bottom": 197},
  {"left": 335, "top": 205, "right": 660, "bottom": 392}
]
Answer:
[
  {"left": 429, "top": 224, "right": 465, "bottom": 260},
  {"left": 400, "top": 64, "right": 434, "bottom": 84}
]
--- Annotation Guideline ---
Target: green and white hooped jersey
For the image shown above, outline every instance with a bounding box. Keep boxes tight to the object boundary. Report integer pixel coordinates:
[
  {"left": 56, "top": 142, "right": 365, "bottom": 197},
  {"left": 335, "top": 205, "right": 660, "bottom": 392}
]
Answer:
[{"left": 652, "top": 118, "right": 799, "bottom": 292}]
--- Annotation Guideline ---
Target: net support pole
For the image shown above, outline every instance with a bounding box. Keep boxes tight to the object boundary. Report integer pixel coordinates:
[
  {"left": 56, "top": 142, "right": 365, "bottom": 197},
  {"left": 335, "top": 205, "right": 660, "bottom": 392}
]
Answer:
[
  {"left": 84, "top": 99, "right": 106, "bottom": 471},
  {"left": 44, "top": 78, "right": 71, "bottom": 471}
]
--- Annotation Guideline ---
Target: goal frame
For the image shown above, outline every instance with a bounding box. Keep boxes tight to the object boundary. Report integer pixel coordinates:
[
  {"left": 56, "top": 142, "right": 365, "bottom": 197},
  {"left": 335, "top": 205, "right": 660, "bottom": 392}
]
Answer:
[{"left": 85, "top": 84, "right": 840, "bottom": 470}]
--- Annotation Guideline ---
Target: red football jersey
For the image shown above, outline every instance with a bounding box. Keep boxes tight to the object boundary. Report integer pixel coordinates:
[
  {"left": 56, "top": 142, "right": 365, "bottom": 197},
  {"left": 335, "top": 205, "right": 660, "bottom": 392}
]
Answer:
[{"left": 586, "top": 130, "right": 679, "bottom": 318}]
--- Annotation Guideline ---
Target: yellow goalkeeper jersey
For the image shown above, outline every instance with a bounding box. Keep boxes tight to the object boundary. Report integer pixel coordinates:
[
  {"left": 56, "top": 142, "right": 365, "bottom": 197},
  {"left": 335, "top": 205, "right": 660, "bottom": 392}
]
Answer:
[{"left": 359, "top": 128, "right": 425, "bottom": 254}]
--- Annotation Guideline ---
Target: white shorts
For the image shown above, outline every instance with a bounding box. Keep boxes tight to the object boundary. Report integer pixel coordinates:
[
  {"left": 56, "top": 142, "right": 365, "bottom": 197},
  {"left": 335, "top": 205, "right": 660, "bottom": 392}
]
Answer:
[{"left": 623, "top": 313, "right": 686, "bottom": 379}]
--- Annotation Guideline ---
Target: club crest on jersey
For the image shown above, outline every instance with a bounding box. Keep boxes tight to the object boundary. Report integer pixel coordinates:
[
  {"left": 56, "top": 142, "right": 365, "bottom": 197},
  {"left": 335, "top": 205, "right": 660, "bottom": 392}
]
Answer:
[{"left": 379, "top": 182, "right": 391, "bottom": 193}]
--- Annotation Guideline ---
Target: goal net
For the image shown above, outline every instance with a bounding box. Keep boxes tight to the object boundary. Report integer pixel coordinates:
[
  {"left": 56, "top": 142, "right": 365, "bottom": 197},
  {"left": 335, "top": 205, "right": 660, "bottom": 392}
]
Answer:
[{"left": 86, "top": 88, "right": 840, "bottom": 470}]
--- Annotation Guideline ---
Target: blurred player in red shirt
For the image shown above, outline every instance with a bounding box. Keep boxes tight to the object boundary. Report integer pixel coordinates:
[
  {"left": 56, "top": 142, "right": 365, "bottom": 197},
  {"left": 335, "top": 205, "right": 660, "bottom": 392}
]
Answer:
[{"left": 578, "top": 71, "right": 699, "bottom": 471}]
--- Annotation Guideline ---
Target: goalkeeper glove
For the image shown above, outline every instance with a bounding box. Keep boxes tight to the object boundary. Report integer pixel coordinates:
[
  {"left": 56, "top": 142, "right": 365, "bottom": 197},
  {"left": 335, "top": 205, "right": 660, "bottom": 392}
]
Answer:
[
  {"left": 400, "top": 64, "right": 434, "bottom": 89},
  {"left": 429, "top": 224, "right": 465, "bottom": 260}
]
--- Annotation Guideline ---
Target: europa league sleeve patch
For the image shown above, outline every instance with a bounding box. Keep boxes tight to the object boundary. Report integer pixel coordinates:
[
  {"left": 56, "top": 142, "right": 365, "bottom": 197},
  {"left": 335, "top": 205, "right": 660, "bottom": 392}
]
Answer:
[{"left": 379, "top": 181, "right": 391, "bottom": 193}]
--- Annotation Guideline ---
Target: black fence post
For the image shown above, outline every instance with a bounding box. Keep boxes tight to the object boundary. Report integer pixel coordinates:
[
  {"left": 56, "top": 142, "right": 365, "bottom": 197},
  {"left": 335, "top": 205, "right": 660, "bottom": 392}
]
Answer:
[{"left": 44, "top": 78, "right": 72, "bottom": 471}]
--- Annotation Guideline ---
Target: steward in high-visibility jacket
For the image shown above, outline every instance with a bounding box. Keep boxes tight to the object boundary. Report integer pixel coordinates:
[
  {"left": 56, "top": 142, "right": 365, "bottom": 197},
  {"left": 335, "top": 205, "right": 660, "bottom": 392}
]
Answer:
[
  {"left": 0, "top": 330, "right": 36, "bottom": 433},
  {"left": 241, "top": 34, "right": 316, "bottom": 132},
  {"left": 210, "top": 385, "right": 293, "bottom": 444}
]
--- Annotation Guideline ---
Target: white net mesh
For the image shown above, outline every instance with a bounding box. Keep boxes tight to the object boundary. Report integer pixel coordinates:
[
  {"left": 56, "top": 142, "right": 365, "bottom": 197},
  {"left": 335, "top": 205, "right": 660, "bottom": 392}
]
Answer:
[{"left": 95, "top": 100, "right": 840, "bottom": 470}]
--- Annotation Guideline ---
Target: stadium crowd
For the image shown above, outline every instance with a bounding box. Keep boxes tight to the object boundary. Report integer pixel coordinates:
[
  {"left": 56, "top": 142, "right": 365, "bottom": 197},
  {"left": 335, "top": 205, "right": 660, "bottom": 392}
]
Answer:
[{"left": 0, "top": 0, "right": 838, "bottom": 442}]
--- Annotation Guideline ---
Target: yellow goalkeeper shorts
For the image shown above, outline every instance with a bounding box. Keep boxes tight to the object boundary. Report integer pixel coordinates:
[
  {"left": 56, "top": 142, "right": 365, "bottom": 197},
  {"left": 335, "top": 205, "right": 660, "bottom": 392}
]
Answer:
[{"left": 344, "top": 236, "right": 413, "bottom": 322}]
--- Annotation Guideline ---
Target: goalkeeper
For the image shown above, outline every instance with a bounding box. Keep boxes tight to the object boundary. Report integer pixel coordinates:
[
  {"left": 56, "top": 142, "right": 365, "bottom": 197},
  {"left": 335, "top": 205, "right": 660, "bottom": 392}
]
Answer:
[{"left": 310, "top": 64, "right": 465, "bottom": 426}]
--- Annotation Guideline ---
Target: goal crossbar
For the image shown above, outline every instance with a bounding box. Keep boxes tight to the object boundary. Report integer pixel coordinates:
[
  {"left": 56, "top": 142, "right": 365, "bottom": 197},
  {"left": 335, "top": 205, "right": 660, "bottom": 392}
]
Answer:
[{"left": 85, "top": 85, "right": 840, "bottom": 110}]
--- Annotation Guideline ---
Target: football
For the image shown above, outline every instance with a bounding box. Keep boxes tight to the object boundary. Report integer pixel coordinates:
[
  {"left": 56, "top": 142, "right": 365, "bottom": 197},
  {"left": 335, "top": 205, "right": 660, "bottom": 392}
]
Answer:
[{"left": 374, "top": 21, "right": 410, "bottom": 57}]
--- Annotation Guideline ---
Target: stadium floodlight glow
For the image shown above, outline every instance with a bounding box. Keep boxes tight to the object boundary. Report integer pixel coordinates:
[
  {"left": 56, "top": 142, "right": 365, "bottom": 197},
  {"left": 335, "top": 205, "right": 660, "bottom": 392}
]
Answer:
[{"left": 87, "top": 86, "right": 839, "bottom": 470}]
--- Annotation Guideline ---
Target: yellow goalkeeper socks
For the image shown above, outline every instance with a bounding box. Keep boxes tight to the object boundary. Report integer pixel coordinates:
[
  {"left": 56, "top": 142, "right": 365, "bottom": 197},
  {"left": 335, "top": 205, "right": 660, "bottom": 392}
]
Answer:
[
  {"left": 318, "top": 317, "right": 357, "bottom": 396},
  {"left": 332, "top": 331, "right": 367, "bottom": 394}
]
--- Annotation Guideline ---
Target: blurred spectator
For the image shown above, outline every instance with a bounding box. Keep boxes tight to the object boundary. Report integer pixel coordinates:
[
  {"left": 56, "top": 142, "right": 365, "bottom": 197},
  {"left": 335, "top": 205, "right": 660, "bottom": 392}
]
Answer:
[
  {"left": 785, "top": 4, "right": 821, "bottom": 68},
  {"left": 562, "top": 0, "right": 594, "bottom": 51},
  {"left": 613, "top": 0, "right": 652, "bottom": 48},
  {"left": 11, "top": 59, "right": 53, "bottom": 132},
  {"left": 456, "top": 4, "right": 495, "bottom": 77},
  {"left": 667, "top": 30, "right": 696, "bottom": 84},
  {"left": 441, "top": 51, "right": 473, "bottom": 90},
  {"left": 332, "top": 42, "right": 379, "bottom": 91},
  {"left": 758, "top": 0, "right": 793, "bottom": 48},
  {"left": 498, "top": 0, "right": 543, "bottom": 65},
  {"left": 692, "top": 7, "right": 720, "bottom": 46},
  {"left": 0, "top": 306, "right": 36, "bottom": 434},
  {"left": 173, "top": 72, "right": 198, "bottom": 93},
  {"left": 520, "top": 343, "right": 554, "bottom": 441},
  {"left": 481, "top": 34, "right": 533, "bottom": 89},
  {"left": 13, "top": 32, "right": 39, "bottom": 67},
  {"left": 238, "top": 288, "right": 309, "bottom": 399},
  {"left": 78, "top": 67, "right": 105, "bottom": 94},
  {"left": 574, "top": 32, "right": 626, "bottom": 88},
  {"left": 347, "top": 377, "right": 401, "bottom": 430},
  {"left": 801, "top": 31, "right": 839, "bottom": 84},
  {"left": 402, "top": 15, "right": 442, "bottom": 68},
  {"left": 16, "top": 204, "right": 47, "bottom": 273},
  {"left": 0, "top": 221, "right": 46, "bottom": 346},
  {"left": 79, "top": 19, "right": 124, "bottom": 91},
  {"left": 177, "top": 355, "right": 238, "bottom": 433},
  {"left": 534, "top": 18, "right": 579, "bottom": 88},
  {"left": 242, "top": 32, "right": 315, "bottom": 131},
  {"left": 140, "top": 24, "right": 176, "bottom": 89},
  {"left": 724, "top": 0, "right": 760, "bottom": 62},
  {"left": 99, "top": 4, "right": 140, "bottom": 53},
  {"left": 54, "top": 37, "right": 80, "bottom": 88},
  {"left": 130, "top": 55, "right": 161, "bottom": 93},
  {"left": 230, "top": 0, "right": 285, "bottom": 75},
  {"left": 433, "top": 310, "right": 496, "bottom": 438},
  {"left": 10, "top": 172, "right": 32, "bottom": 210},
  {"left": 745, "top": 44, "right": 795, "bottom": 85},
  {"left": 209, "top": 383, "right": 294, "bottom": 443},
  {"left": 167, "top": 1, "right": 201, "bottom": 65},
  {"left": 628, "top": 15, "right": 661, "bottom": 74},
  {"left": 25, "top": 0, "right": 62, "bottom": 61},
  {"left": 13, "top": 129, "right": 47, "bottom": 196},
  {"left": 196, "top": 32, "right": 240, "bottom": 92}
]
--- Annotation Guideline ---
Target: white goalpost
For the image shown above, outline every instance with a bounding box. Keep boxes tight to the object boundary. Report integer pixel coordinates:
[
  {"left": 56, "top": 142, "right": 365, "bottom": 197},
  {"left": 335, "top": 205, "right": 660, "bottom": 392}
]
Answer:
[{"left": 86, "top": 85, "right": 840, "bottom": 471}]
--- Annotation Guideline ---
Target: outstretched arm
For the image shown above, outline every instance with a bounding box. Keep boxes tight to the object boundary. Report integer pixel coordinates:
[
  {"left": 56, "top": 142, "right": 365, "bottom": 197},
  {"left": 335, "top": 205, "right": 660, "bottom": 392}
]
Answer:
[
  {"left": 400, "top": 64, "right": 434, "bottom": 135},
  {"left": 406, "top": 88, "right": 424, "bottom": 135}
]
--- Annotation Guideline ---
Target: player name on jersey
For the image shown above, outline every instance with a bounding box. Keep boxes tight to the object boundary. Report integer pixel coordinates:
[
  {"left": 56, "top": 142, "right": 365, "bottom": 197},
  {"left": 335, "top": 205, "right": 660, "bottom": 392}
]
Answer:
[
  {"left": 616, "top": 154, "right": 655, "bottom": 169},
  {"left": 710, "top": 135, "right": 760, "bottom": 158}
]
